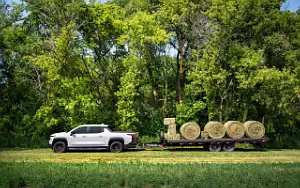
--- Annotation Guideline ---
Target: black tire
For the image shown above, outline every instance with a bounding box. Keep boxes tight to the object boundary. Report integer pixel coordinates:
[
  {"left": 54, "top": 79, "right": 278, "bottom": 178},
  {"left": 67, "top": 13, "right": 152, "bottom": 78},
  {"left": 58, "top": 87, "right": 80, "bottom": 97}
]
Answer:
[
  {"left": 209, "top": 143, "right": 222, "bottom": 152},
  {"left": 203, "top": 144, "right": 209, "bottom": 151},
  {"left": 53, "top": 141, "right": 67, "bottom": 153},
  {"left": 109, "top": 141, "right": 123, "bottom": 153},
  {"left": 222, "top": 143, "right": 235, "bottom": 152}
]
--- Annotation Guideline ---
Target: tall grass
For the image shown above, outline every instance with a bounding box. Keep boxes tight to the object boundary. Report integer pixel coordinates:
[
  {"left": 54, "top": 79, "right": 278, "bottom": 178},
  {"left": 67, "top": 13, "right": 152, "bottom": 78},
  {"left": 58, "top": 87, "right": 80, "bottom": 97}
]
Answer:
[{"left": 1, "top": 162, "right": 300, "bottom": 187}]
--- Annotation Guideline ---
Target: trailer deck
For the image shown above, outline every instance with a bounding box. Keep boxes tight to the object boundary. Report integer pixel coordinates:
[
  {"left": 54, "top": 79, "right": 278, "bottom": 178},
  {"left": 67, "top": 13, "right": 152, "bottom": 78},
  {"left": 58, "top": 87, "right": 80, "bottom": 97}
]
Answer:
[{"left": 143, "top": 136, "right": 269, "bottom": 152}]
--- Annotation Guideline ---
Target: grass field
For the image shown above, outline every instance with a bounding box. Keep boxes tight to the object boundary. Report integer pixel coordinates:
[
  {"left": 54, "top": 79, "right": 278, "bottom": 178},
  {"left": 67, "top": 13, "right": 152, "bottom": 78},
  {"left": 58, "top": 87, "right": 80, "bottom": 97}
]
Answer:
[
  {"left": 1, "top": 148, "right": 300, "bottom": 187},
  {"left": 1, "top": 148, "right": 300, "bottom": 163}
]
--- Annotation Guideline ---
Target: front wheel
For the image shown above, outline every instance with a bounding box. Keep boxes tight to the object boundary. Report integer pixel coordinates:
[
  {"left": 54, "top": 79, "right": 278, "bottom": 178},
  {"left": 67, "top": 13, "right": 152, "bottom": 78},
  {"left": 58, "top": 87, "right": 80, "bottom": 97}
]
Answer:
[
  {"left": 109, "top": 141, "right": 123, "bottom": 153},
  {"left": 53, "top": 141, "right": 67, "bottom": 153},
  {"left": 209, "top": 143, "right": 222, "bottom": 152}
]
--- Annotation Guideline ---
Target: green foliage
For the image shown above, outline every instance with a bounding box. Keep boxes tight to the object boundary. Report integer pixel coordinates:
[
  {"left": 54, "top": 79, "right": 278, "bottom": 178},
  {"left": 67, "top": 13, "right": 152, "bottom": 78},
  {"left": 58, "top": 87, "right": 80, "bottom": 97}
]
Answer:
[
  {"left": 116, "top": 55, "right": 142, "bottom": 131},
  {"left": 186, "top": 0, "right": 300, "bottom": 132},
  {"left": 0, "top": 0, "right": 300, "bottom": 146},
  {"left": 176, "top": 101, "right": 206, "bottom": 125},
  {"left": 266, "top": 132, "right": 300, "bottom": 149},
  {"left": 138, "top": 135, "right": 160, "bottom": 143}
]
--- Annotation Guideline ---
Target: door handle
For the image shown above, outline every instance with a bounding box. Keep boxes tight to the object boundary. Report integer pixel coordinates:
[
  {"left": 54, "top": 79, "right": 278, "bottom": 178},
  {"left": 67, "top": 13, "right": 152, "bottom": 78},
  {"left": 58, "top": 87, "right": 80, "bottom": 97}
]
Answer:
[
  {"left": 99, "top": 136, "right": 103, "bottom": 138},
  {"left": 82, "top": 136, "right": 86, "bottom": 138}
]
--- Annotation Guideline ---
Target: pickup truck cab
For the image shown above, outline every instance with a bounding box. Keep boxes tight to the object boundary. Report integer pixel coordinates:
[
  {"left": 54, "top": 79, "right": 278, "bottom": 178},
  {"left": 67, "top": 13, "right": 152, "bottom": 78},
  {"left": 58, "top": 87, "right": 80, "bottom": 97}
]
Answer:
[{"left": 49, "top": 124, "right": 136, "bottom": 153}]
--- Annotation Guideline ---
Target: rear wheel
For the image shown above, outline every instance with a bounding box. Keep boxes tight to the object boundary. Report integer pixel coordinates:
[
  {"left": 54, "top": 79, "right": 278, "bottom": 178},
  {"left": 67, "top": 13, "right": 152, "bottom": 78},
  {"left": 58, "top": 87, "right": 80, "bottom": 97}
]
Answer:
[
  {"left": 209, "top": 143, "right": 222, "bottom": 152},
  {"left": 109, "top": 141, "right": 123, "bottom": 153},
  {"left": 222, "top": 143, "right": 235, "bottom": 152},
  {"left": 53, "top": 141, "right": 67, "bottom": 153}
]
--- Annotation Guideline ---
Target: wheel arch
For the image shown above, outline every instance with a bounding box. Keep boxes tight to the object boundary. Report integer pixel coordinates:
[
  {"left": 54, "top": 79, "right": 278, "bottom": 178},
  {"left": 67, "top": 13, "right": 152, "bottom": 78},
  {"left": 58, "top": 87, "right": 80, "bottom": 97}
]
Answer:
[
  {"left": 108, "top": 137, "right": 124, "bottom": 146},
  {"left": 52, "top": 138, "right": 68, "bottom": 148}
]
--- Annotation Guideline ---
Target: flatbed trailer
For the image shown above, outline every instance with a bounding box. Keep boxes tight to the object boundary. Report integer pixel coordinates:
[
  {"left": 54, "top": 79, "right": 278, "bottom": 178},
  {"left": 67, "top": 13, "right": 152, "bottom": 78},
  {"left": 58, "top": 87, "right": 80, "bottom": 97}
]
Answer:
[{"left": 143, "top": 133, "right": 269, "bottom": 152}]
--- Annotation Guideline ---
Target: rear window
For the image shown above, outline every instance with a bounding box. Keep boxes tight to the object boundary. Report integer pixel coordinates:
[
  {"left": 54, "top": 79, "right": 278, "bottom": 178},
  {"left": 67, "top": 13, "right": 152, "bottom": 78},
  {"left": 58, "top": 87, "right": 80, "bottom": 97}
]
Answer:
[{"left": 89, "top": 127, "right": 104, "bottom": 133}]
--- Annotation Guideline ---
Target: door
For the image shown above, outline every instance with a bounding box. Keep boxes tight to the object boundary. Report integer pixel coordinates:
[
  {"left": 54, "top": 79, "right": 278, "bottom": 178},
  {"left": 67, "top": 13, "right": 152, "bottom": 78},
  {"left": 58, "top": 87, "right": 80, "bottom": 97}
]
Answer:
[
  {"left": 68, "top": 126, "right": 88, "bottom": 147},
  {"left": 86, "top": 126, "right": 106, "bottom": 147}
]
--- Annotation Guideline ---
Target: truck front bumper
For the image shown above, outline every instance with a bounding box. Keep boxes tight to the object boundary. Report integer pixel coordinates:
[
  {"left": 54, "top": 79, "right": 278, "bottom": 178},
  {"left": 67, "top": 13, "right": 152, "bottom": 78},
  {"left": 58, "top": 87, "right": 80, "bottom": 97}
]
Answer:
[{"left": 48, "top": 138, "right": 53, "bottom": 148}]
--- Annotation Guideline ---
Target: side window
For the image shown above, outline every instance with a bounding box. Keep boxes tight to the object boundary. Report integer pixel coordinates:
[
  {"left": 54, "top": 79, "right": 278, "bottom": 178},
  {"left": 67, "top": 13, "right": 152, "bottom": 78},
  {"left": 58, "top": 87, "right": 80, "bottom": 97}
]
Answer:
[
  {"left": 72, "top": 127, "right": 87, "bottom": 134},
  {"left": 89, "top": 127, "right": 104, "bottom": 134}
]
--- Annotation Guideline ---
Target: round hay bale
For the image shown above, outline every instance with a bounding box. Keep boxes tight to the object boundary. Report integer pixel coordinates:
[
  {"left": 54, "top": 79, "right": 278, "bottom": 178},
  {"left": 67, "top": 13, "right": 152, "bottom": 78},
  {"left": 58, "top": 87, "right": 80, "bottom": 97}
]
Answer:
[
  {"left": 224, "top": 121, "right": 245, "bottom": 139},
  {"left": 179, "top": 122, "right": 201, "bottom": 140},
  {"left": 204, "top": 121, "right": 225, "bottom": 139},
  {"left": 243, "top": 121, "right": 265, "bottom": 139}
]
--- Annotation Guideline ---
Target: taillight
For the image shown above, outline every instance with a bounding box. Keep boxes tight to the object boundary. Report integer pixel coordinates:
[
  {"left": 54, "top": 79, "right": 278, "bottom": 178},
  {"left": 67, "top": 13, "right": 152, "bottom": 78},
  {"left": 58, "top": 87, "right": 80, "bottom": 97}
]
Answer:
[{"left": 127, "top": 134, "right": 136, "bottom": 142}]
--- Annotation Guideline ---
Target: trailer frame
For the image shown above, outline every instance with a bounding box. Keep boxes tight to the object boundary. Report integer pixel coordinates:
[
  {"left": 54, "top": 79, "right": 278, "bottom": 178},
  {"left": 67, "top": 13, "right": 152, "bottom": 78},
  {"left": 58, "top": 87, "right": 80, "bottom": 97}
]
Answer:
[{"left": 142, "top": 133, "right": 269, "bottom": 152}]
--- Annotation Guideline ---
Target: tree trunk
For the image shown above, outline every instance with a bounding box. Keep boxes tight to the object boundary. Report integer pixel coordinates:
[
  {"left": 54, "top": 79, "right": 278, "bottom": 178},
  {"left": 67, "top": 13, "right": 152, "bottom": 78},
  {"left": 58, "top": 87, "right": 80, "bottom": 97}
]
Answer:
[
  {"left": 242, "top": 108, "right": 248, "bottom": 122},
  {"left": 176, "top": 39, "right": 185, "bottom": 104}
]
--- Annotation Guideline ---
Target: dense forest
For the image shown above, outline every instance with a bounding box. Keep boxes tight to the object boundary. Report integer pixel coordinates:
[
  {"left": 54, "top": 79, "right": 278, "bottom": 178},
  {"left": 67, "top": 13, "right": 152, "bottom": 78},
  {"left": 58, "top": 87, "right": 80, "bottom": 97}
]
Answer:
[{"left": 0, "top": 0, "right": 300, "bottom": 147}]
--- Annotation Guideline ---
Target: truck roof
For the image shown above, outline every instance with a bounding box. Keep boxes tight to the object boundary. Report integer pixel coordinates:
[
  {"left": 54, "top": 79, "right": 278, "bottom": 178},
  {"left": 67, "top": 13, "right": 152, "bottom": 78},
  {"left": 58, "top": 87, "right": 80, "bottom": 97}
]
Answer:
[{"left": 80, "top": 124, "right": 110, "bottom": 127}]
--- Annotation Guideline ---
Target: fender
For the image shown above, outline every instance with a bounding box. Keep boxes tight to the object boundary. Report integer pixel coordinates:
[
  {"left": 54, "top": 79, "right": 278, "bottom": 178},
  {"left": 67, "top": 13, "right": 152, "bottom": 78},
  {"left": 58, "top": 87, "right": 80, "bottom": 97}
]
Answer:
[
  {"left": 52, "top": 137, "right": 68, "bottom": 148},
  {"left": 108, "top": 137, "right": 124, "bottom": 145}
]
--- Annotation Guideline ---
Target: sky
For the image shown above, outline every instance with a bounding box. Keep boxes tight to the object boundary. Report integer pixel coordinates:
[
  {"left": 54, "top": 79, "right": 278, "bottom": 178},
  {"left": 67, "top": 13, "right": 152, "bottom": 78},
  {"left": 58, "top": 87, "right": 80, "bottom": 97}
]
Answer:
[{"left": 281, "top": 0, "right": 300, "bottom": 12}]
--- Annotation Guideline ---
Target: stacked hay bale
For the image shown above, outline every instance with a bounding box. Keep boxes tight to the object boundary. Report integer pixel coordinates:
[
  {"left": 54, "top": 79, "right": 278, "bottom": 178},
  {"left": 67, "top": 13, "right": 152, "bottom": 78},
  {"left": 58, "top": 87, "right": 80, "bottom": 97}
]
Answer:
[
  {"left": 163, "top": 118, "right": 180, "bottom": 140},
  {"left": 179, "top": 122, "right": 201, "bottom": 140},
  {"left": 163, "top": 118, "right": 265, "bottom": 140},
  {"left": 201, "top": 131, "right": 209, "bottom": 139},
  {"left": 224, "top": 121, "right": 245, "bottom": 139},
  {"left": 243, "top": 121, "right": 265, "bottom": 139},
  {"left": 204, "top": 121, "right": 226, "bottom": 139}
]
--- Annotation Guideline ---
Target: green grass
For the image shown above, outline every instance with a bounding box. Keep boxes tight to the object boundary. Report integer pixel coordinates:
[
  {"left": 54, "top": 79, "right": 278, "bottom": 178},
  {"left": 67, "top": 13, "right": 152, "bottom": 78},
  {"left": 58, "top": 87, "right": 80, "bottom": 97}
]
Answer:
[
  {"left": 1, "top": 162, "right": 300, "bottom": 187},
  {"left": 1, "top": 148, "right": 300, "bottom": 163},
  {"left": 1, "top": 148, "right": 300, "bottom": 187}
]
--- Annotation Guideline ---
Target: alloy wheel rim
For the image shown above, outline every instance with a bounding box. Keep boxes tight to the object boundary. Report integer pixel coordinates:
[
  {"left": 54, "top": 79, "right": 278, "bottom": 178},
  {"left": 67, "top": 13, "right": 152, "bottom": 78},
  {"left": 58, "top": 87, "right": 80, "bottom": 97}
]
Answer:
[
  {"left": 113, "top": 145, "right": 120, "bottom": 151},
  {"left": 56, "top": 144, "right": 63, "bottom": 151}
]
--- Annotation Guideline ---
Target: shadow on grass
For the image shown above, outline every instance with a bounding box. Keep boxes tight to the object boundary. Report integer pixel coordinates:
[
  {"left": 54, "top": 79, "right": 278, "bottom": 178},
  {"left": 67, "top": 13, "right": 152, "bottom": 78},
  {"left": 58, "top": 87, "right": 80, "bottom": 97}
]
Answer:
[
  {"left": 163, "top": 147, "right": 269, "bottom": 152},
  {"left": 66, "top": 148, "right": 145, "bottom": 153},
  {"left": 0, "top": 147, "right": 289, "bottom": 153},
  {"left": 66, "top": 147, "right": 272, "bottom": 153},
  {"left": 0, "top": 148, "right": 43, "bottom": 152}
]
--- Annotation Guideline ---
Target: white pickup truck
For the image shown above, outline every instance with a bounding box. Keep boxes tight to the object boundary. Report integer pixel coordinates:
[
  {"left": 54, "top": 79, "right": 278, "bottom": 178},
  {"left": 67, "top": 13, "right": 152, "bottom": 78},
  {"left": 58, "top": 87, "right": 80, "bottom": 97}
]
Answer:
[{"left": 49, "top": 124, "right": 136, "bottom": 153}]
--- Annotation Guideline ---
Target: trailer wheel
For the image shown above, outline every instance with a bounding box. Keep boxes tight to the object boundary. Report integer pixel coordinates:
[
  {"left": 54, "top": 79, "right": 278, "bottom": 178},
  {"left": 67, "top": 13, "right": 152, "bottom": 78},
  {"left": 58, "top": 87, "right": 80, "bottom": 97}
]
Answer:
[
  {"left": 209, "top": 143, "right": 222, "bottom": 152},
  {"left": 222, "top": 143, "right": 235, "bottom": 152},
  {"left": 203, "top": 144, "right": 209, "bottom": 151}
]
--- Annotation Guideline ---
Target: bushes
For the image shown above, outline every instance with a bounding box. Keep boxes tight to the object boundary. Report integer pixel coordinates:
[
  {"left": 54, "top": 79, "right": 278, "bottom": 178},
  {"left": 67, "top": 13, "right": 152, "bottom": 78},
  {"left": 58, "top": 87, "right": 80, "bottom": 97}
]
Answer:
[
  {"left": 138, "top": 135, "right": 160, "bottom": 144},
  {"left": 266, "top": 132, "right": 300, "bottom": 149},
  {"left": 0, "top": 136, "right": 48, "bottom": 148}
]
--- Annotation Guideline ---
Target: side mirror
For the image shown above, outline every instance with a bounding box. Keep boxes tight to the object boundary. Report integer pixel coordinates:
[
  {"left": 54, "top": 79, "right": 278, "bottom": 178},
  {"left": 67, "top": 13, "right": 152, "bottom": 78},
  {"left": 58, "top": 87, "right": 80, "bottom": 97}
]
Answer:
[{"left": 70, "top": 131, "right": 75, "bottom": 136}]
